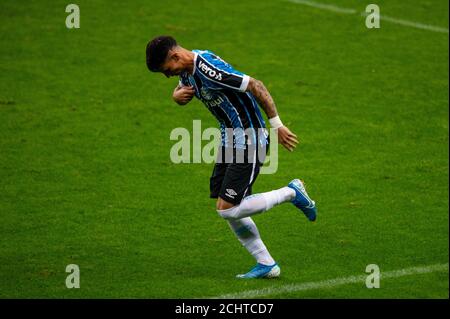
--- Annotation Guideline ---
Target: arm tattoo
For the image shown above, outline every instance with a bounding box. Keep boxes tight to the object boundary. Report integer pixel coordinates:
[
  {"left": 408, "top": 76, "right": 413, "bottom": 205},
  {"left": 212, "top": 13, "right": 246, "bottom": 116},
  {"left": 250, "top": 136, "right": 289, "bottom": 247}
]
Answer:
[{"left": 248, "top": 78, "right": 278, "bottom": 119}]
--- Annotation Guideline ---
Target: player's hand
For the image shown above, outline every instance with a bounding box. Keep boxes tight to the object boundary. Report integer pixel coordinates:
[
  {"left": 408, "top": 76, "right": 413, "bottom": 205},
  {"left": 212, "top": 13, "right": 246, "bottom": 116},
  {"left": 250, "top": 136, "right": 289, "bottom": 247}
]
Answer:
[
  {"left": 277, "top": 126, "right": 299, "bottom": 152},
  {"left": 173, "top": 85, "right": 195, "bottom": 105}
]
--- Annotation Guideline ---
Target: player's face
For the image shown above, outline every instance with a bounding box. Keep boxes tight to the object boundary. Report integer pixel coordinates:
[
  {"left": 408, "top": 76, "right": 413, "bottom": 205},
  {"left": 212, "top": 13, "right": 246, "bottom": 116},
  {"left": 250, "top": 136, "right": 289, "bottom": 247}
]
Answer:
[{"left": 160, "top": 52, "right": 183, "bottom": 78}]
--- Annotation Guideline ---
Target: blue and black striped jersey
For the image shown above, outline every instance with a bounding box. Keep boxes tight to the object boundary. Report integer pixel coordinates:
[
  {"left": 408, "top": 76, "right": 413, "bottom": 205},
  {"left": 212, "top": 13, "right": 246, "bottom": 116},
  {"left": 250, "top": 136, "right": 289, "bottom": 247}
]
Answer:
[{"left": 179, "top": 50, "right": 268, "bottom": 149}]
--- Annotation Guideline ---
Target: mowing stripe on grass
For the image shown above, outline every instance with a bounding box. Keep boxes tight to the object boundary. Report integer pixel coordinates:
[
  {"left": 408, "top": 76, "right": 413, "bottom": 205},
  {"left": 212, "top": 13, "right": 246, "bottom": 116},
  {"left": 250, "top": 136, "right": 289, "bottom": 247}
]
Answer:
[
  {"left": 210, "top": 263, "right": 449, "bottom": 299},
  {"left": 288, "top": 0, "right": 449, "bottom": 33}
]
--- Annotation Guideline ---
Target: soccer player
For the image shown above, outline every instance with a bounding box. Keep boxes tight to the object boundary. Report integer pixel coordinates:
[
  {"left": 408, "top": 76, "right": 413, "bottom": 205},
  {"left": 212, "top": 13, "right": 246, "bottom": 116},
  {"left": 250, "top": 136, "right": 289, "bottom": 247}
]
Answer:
[{"left": 146, "top": 36, "right": 317, "bottom": 279}]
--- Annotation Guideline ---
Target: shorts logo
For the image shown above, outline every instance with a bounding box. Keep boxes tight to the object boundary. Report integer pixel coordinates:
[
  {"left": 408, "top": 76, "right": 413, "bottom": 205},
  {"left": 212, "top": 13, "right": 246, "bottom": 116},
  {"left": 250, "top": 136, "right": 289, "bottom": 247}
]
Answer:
[{"left": 225, "top": 188, "right": 237, "bottom": 198}]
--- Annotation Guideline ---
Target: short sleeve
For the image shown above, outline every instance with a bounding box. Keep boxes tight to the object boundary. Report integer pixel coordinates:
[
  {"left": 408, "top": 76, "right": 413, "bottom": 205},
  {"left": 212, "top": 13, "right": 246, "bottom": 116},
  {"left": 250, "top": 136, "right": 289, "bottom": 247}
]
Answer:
[{"left": 194, "top": 51, "right": 250, "bottom": 92}]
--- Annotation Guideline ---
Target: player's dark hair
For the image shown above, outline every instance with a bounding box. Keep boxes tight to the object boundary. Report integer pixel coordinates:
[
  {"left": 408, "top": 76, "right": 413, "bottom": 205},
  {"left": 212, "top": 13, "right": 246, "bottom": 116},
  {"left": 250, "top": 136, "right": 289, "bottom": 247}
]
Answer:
[{"left": 146, "top": 36, "right": 177, "bottom": 72}]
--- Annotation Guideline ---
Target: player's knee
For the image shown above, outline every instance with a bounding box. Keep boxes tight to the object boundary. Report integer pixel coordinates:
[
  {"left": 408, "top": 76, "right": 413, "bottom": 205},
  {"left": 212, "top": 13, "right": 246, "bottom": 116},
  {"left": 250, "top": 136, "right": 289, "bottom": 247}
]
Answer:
[
  {"left": 217, "top": 206, "right": 239, "bottom": 220},
  {"left": 216, "top": 197, "right": 240, "bottom": 219},
  {"left": 216, "top": 198, "right": 234, "bottom": 211}
]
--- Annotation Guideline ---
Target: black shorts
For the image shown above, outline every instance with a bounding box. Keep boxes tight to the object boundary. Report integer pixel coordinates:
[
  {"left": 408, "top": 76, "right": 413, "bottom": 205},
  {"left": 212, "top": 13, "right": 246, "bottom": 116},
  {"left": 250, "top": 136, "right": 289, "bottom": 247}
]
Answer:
[{"left": 210, "top": 146, "right": 266, "bottom": 205}]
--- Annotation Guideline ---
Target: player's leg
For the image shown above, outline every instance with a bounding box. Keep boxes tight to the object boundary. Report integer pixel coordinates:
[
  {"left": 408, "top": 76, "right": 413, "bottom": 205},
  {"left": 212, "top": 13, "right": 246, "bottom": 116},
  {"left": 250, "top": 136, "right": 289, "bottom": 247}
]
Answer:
[
  {"left": 217, "top": 179, "right": 316, "bottom": 221},
  {"left": 215, "top": 159, "right": 280, "bottom": 279},
  {"left": 216, "top": 186, "right": 295, "bottom": 219},
  {"left": 209, "top": 161, "right": 275, "bottom": 271},
  {"left": 226, "top": 217, "right": 273, "bottom": 265},
  {"left": 217, "top": 196, "right": 274, "bottom": 268},
  {"left": 217, "top": 196, "right": 280, "bottom": 279},
  {"left": 216, "top": 144, "right": 317, "bottom": 221}
]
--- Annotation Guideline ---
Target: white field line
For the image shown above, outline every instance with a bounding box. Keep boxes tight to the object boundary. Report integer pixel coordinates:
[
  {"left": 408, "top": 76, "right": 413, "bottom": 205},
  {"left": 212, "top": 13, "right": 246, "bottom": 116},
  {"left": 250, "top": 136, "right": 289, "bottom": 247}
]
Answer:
[
  {"left": 362, "top": 12, "right": 449, "bottom": 34},
  {"left": 288, "top": 0, "right": 449, "bottom": 33},
  {"left": 288, "top": 0, "right": 356, "bottom": 14},
  {"left": 210, "top": 263, "right": 449, "bottom": 299}
]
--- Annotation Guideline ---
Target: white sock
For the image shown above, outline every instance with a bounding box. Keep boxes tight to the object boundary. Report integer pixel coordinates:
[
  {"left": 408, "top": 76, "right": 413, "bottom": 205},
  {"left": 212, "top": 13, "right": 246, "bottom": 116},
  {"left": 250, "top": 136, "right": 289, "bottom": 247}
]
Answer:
[
  {"left": 218, "top": 186, "right": 295, "bottom": 220},
  {"left": 227, "top": 217, "right": 275, "bottom": 266}
]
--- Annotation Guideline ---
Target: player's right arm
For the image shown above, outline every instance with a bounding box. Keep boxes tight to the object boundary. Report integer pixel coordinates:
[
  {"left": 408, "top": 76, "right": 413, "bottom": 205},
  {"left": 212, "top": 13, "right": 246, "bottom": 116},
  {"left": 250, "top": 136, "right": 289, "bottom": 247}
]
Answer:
[
  {"left": 246, "top": 77, "right": 299, "bottom": 152},
  {"left": 172, "top": 84, "right": 195, "bottom": 105}
]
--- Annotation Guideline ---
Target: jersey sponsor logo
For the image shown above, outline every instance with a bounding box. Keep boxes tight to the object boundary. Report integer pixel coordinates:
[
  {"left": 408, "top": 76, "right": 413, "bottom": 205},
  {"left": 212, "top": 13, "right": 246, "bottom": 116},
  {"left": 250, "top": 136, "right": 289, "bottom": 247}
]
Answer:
[{"left": 198, "top": 59, "right": 223, "bottom": 81}]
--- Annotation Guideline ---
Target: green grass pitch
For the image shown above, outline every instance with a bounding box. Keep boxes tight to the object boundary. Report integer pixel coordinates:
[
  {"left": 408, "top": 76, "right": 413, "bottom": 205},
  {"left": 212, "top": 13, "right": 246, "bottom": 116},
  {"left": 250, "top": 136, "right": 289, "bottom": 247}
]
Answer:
[{"left": 0, "top": 0, "right": 448, "bottom": 298}]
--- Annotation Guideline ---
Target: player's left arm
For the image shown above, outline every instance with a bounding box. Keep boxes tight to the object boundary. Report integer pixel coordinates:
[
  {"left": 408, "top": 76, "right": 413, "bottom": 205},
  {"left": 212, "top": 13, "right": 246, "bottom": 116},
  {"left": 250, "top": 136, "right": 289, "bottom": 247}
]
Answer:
[{"left": 246, "top": 77, "right": 299, "bottom": 152}]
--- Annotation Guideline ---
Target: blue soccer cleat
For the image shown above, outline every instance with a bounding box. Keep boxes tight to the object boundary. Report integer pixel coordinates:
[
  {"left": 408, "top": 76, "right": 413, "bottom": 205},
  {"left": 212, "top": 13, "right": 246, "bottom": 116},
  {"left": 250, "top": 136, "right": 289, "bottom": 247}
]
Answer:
[
  {"left": 236, "top": 263, "right": 281, "bottom": 279},
  {"left": 288, "top": 179, "right": 317, "bottom": 222}
]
